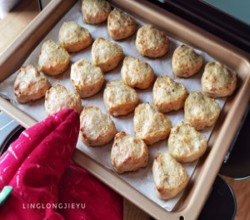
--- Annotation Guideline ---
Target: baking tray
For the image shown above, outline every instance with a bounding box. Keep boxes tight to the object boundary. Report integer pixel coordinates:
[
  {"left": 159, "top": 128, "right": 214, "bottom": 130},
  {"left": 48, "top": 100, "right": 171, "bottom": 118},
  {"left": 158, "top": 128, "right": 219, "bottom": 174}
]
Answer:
[
  {"left": 0, "top": 0, "right": 227, "bottom": 212},
  {"left": 0, "top": 0, "right": 249, "bottom": 219}
]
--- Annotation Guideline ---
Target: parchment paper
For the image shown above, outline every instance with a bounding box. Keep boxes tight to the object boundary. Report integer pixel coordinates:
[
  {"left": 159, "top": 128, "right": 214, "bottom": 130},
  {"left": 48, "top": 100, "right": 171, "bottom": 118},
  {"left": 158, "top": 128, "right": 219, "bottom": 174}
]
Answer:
[{"left": 0, "top": 0, "right": 225, "bottom": 211}]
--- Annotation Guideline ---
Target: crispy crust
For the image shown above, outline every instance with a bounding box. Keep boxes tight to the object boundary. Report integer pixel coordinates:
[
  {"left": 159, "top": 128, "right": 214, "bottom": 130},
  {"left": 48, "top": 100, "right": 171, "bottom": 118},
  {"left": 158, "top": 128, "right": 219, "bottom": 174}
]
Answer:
[
  {"left": 121, "top": 56, "right": 154, "bottom": 89},
  {"left": 184, "top": 92, "right": 221, "bottom": 130},
  {"left": 168, "top": 121, "right": 208, "bottom": 162},
  {"left": 111, "top": 131, "right": 149, "bottom": 173},
  {"left": 59, "top": 21, "right": 92, "bottom": 53},
  {"left": 82, "top": 0, "right": 111, "bottom": 24},
  {"left": 201, "top": 62, "right": 237, "bottom": 98},
  {"left": 44, "top": 84, "right": 82, "bottom": 115},
  {"left": 135, "top": 24, "right": 169, "bottom": 58},
  {"left": 103, "top": 80, "right": 139, "bottom": 116},
  {"left": 80, "top": 106, "right": 116, "bottom": 146},
  {"left": 91, "top": 37, "right": 124, "bottom": 72},
  {"left": 172, "top": 44, "right": 203, "bottom": 78},
  {"left": 14, "top": 65, "right": 50, "bottom": 103},
  {"left": 71, "top": 59, "right": 104, "bottom": 98},
  {"left": 153, "top": 76, "right": 188, "bottom": 112},
  {"left": 38, "top": 40, "right": 70, "bottom": 76},
  {"left": 134, "top": 103, "right": 172, "bottom": 145},
  {"left": 152, "top": 152, "right": 189, "bottom": 200},
  {"left": 108, "top": 8, "right": 137, "bottom": 40}
]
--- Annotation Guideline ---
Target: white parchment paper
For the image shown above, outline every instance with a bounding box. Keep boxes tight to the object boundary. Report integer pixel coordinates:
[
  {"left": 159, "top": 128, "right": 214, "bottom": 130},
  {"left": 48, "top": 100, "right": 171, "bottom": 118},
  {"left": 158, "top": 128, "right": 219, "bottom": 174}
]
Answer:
[{"left": 0, "top": 0, "right": 225, "bottom": 211}]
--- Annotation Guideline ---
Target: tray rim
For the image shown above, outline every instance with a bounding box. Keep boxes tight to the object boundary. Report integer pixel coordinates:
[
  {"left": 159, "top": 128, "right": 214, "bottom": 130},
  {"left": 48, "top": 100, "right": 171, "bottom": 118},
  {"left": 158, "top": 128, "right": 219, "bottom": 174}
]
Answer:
[{"left": 0, "top": 0, "right": 250, "bottom": 219}]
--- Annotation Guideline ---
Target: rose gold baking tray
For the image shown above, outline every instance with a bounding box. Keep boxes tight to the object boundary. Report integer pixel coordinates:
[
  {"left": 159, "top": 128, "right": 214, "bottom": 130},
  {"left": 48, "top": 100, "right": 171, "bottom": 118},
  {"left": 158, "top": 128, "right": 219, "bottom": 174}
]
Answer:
[{"left": 0, "top": 0, "right": 249, "bottom": 219}]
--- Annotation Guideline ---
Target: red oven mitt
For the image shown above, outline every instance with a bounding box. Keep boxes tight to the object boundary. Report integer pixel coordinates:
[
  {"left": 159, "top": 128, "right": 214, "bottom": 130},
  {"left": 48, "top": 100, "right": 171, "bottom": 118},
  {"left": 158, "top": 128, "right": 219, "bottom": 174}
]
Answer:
[
  {"left": 0, "top": 108, "right": 123, "bottom": 220},
  {"left": 59, "top": 163, "right": 123, "bottom": 220}
]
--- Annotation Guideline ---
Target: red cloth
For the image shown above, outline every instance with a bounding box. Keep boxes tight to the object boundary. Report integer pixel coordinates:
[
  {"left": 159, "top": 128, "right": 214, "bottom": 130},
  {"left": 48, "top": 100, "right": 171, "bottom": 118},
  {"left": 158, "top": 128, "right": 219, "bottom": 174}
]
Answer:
[
  {"left": 0, "top": 109, "right": 123, "bottom": 220},
  {"left": 59, "top": 164, "right": 123, "bottom": 220}
]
